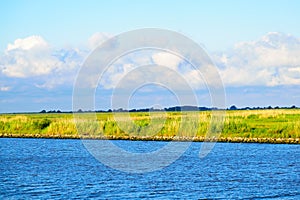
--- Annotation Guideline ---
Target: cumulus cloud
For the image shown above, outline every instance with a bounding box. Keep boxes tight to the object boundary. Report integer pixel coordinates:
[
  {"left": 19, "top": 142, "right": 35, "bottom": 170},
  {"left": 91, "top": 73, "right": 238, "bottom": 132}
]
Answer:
[
  {"left": 1, "top": 36, "right": 57, "bottom": 77},
  {"left": 95, "top": 50, "right": 153, "bottom": 89},
  {"left": 97, "top": 50, "right": 197, "bottom": 90},
  {"left": 1, "top": 32, "right": 300, "bottom": 92},
  {"left": 96, "top": 49, "right": 224, "bottom": 91},
  {"left": 6, "top": 35, "right": 48, "bottom": 51},
  {"left": 214, "top": 32, "right": 300, "bottom": 86},
  {"left": 152, "top": 52, "right": 182, "bottom": 69},
  {"left": 88, "top": 32, "right": 112, "bottom": 50},
  {"left": 0, "top": 35, "right": 86, "bottom": 88}
]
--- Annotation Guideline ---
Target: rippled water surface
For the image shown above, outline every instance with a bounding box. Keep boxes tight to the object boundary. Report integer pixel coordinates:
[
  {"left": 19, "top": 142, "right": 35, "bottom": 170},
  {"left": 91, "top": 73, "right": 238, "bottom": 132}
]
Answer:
[{"left": 0, "top": 138, "right": 299, "bottom": 199}]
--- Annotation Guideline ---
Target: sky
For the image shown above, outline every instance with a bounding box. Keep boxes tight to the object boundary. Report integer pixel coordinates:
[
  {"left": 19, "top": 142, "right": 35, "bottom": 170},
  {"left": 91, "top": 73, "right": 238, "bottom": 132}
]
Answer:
[{"left": 1, "top": 0, "right": 300, "bottom": 112}]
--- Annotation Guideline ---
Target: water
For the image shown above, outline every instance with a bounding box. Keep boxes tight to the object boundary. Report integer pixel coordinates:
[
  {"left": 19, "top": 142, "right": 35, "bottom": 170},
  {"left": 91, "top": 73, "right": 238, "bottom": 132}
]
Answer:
[{"left": 0, "top": 138, "right": 299, "bottom": 199}]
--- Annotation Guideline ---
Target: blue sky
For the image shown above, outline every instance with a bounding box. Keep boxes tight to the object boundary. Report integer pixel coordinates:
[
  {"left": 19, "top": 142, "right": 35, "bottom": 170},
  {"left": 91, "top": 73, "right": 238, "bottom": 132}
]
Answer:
[
  {"left": 1, "top": 0, "right": 300, "bottom": 112},
  {"left": 2, "top": 0, "right": 300, "bottom": 51}
]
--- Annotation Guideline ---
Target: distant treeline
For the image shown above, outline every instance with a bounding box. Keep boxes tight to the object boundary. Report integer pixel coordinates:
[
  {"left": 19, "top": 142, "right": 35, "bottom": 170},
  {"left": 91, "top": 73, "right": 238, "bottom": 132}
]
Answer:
[{"left": 38, "top": 105, "right": 298, "bottom": 114}]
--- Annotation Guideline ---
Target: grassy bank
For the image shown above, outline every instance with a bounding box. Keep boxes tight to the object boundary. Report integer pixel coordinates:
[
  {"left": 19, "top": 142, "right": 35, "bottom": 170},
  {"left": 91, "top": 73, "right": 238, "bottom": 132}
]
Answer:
[{"left": 0, "top": 109, "right": 299, "bottom": 144}]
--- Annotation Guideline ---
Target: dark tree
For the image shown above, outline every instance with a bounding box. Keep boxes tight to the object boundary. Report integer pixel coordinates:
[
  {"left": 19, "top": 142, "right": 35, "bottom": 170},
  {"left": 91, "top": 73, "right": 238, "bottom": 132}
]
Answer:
[{"left": 229, "top": 105, "right": 237, "bottom": 110}]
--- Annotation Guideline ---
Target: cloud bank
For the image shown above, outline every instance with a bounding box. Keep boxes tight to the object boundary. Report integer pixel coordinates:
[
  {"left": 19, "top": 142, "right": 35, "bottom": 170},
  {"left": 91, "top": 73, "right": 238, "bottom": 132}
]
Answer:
[
  {"left": 0, "top": 36, "right": 86, "bottom": 89},
  {"left": 1, "top": 32, "right": 300, "bottom": 92},
  {"left": 214, "top": 32, "right": 300, "bottom": 86}
]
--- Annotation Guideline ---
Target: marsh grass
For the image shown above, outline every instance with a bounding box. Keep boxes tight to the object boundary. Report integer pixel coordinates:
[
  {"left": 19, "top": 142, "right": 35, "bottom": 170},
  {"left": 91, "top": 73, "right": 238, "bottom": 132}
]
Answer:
[{"left": 0, "top": 109, "right": 299, "bottom": 143}]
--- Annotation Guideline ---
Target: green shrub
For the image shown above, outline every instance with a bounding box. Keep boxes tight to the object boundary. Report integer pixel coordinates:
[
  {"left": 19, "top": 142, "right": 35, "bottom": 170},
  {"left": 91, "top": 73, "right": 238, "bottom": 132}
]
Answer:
[{"left": 33, "top": 119, "right": 51, "bottom": 130}]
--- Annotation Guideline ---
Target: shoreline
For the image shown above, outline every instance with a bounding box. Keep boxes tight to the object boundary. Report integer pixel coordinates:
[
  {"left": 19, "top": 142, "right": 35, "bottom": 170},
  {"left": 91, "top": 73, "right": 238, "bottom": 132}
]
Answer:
[{"left": 1, "top": 135, "right": 299, "bottom": 144}]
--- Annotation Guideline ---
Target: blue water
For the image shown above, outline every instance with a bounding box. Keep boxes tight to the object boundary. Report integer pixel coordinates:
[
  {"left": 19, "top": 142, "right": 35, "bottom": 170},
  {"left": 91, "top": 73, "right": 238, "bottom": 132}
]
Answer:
[{"left": 0, "top": 138, "right": 299, "bottom": 199}]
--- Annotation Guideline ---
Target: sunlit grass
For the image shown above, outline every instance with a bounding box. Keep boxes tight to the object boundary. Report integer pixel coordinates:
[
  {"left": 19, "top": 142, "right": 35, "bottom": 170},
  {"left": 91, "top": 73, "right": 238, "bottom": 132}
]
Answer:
[{"left": 0, "top": 109, "right": 299, "bottom": 143}]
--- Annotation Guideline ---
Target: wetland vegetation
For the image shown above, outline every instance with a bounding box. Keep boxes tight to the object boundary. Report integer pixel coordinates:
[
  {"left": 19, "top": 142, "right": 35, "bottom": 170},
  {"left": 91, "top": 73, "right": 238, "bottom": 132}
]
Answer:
[{"left": 0, "top": 109, "right": 299, "bottom": 144}]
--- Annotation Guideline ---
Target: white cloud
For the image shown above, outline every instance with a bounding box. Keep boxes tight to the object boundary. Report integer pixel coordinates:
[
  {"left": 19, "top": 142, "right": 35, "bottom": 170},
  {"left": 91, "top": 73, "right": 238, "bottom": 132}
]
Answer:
[
  {"left": 96, "top": 51, "right": 195, "bottom": 90},
  {"left": 97, "top": 50, "right": 220, "bottom": 90},
  {"left": 96, "top": 50, "right": 155, "bottom": 89},
  {"left": 215, "top": 32, "right": 300, "bottom": 86},
  {"left": 0, "top": 86, "right": 11, "bottom": 91},
  {"left": 0, "top": 35, "right": 86, "bottom": 89},
  {"left": 1, "top": 32, "right": 300, "bottom": 92},
  {"left": 152, "top": 52, "right": 182, "bottom": 69},
  {"left": 88, "top": 32, "right": 112, "bottom": 50},
  {"left": 2, "top": 36, "right": 59, "bottom": 78},
  {"left": 6, "top": 35, "right": 49, "bottom": 51},
  {"left": 2, "top": 36, "right": 60, "bottom": 78}
]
